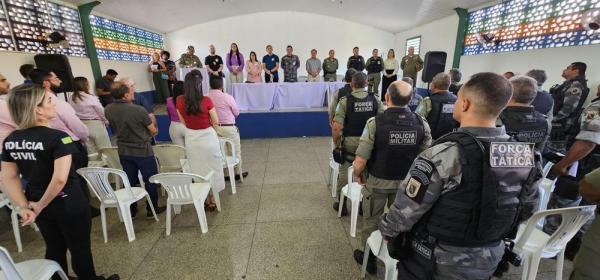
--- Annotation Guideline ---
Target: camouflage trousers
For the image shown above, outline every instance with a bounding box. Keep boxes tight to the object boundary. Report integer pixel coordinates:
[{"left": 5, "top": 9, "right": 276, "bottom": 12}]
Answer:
[{"left": 433, "top": 243, "right": 505, "bottom": 280}]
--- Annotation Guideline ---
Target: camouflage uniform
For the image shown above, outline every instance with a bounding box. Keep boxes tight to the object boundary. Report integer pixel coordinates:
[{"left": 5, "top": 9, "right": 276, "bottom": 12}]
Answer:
[
  {"left": 333, "top": 89, "right": 384, "bottom": 202},
  {"left": 178, "top": 53, "right": 203, "bottom": 68},
  {"left": 545, "top": 97, "right": 600, "bottom": 238},
  {"left": 548, "top": 77, "right": 589, "bottom": 153},
  {"left": 322, "top": 57, "right": 339, "bottom": 82},
  {"left": 379, "top": 127, "right": 539, "bottom": 280},
  {"left": 408, "top": 92, "right": 423, "bottom": 112},
  {"left": 400, "top": 55, "right": 423, "bottom": 86},
  {"left": 355, "top": 109, "right": 431, "bottom": 246},
  {"left": 281, "top": 54, "right": 300, "bottom": 82}
]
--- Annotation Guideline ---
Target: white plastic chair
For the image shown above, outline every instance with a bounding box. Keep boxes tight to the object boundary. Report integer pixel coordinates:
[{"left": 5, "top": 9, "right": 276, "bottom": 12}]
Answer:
[
  {"left": 0, "top": 194, "right": 22, "bottom": 253},
  {"left": 338, "top": 166, "right": 363, "bottom": 237},
  {"left": 77, "top": 167, "right": 159, "bottom": 243},
  {"left": 0, "top": 246, "right": 68, "bottom": 280},
  {"left": 181, "top": 159, "right": 222, "bottom": 212},
  {"left": 361, "top": 230, "right": 398, "bottom": 280},
  {"left": 99, "top": 147, "right": 123, "bottom": 190},
  {"left": 153, "top": 144, "right": 186, "bottom": 196},
  {"left": 150, "top": 172, "right": 214, "bottom": 236},
  {"left": 218, "top": 137, "right": 242, "bottom": 194},
  {"left": 327, "top": 141, "right": 339, "bottom": 198},
  {"left": 514, "top": 205, "right": 596, "bottom": 280}
]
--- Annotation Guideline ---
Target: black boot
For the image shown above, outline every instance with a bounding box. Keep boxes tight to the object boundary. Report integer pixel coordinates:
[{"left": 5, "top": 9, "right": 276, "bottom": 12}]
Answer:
[{"left": 353, "top": 249, "right": 377, "bottom": 275}]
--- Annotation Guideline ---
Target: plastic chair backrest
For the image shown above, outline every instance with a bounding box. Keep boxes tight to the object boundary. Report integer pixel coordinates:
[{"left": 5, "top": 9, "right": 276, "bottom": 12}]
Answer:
[
  {"left": 516, "top": 206, "right": 596, "bottom": 256},
  {"left": 153, "top": 145, "right": 186, "bottom": 172},
  {"left": 536, "top": 178, "right": 556, "bottom": 212},
  {"left": 0, "top": 246, "right": 22, "bottom": 280},
  {"left": 99, "top": 147, "right": 122, "bottom": 169},
  {"left": 347, "top": 166, "right": 361, "bottom": 198},
  {"left": 542, "top": 162, "right": 554, "bottom": 178},
  {"left": 76, "top": 167, "right": 134, "bottom": 202},
  {"left": 218, "top": 137, "right": 237, "bottom": 164},
  {"left": 150, "top": 172, "right": 214, "bottom": 202},
  {"left": 180, "top": 159, "right": 191, "bottom": 173}
]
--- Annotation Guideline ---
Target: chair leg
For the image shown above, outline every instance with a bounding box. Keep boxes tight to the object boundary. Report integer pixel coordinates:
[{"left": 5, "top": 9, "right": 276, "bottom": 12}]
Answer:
[
  {"left": 166, "top": 203, "right": 172, "bottom": 236},
  {"left": 337, "top": 196, "right": 344, "bottom": 218},
  {"left": 361, "top": 242, "right": 371, "bottom": 278},
  {"left": 327, "top": 164, "right": 332, "bottom": 187},
  {"left": 556, "top": 248, "right": 565, "bottom": 280},
  {"left": 193, "top": 199, "right": 209, "bottom": 233},
  {"left": 11, "top": 210, "right": 22, "bottom": 252},
  {"left": 331, "top": 169, "right": 338, "bottom": 198},
  {"left": 238, "top": 162, "right": 243, "bottom": 183},
  {"left": 115, "top": 204, "right": 124, "bottom": 223},
  {"left": 228, "top": 165, "right": 237, "bottom": 194},
  {"left": 174, "top": 205, "right": 182, "bottom": 215},
  {"left": 526, "top": 252, "right": 543, "bottom": 280},
  {"left": 213, "top": 189, "right": 222, "bottom": 212},
  {"left": 55, "top": 266, "right": 69, "bottom": 280},
  {"left": 145, "top": 195, "right": 159, "bottom": 221},
  {"left": 350, "top": 199, "right": 359, "bottom": 237},
  {"left": 100, "top": 205, "right": 108, "bottom": 243},
  {"left": 119, "top": 204, "right": 136, "bottom": 242}
]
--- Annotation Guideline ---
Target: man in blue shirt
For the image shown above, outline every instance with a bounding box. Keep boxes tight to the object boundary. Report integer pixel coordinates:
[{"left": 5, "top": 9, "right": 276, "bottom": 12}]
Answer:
[{"left": 262, "top": 45, "right": 280, "bottom": 83}]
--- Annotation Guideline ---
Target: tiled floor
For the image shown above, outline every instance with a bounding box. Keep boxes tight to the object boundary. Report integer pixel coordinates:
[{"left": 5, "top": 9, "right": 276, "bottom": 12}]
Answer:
[{"left": 0, "top": 137, "right": 571, "bottom": 279}]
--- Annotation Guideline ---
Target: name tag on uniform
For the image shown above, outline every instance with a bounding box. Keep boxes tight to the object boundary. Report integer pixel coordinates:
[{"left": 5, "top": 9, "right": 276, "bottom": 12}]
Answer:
[
  {"left": 389, "top": 131, "right": 417, "bottom": 145},
  {"left": 515, "top": 130, "right": 546, "bottom": 143},
  {"left": 442, "top": 104, "right": 454, "bottom": 114},
  {"left": 354, "top": 101, "right": 373, "bottom": 112},
  {"left": 489, "top": 142, "right": 535, "bottom": 168}
]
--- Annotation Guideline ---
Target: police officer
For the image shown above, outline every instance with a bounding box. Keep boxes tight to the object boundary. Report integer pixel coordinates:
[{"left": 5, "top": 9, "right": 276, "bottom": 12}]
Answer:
[
  {"left": 546, "top": 84, "right": 600, "bottom": 260},
  {"left": 402, "top": 77, "right": 422, "bottom": 112},
  {"left": 347, "top": 47, "right": 365, "bottom": 72},
  {"left": 365, "top": 49, "right": 384, "bottom": 96},
  {"left": 379, "top": 72, "right": 539, "bottom": 280},
  {"left": 281, "top": 45, "right": 300, "bottom": 82},
  {"left": 332, "top": 72, "right": 383, "bottom": 214},
  {"left": 400, "top": 46, "right": 423, "bottom": 87},
  {"left": 497, "top": 76, "right": 550, "bottom": 154},
  {"left": 416, "top": 72, "right": 459, "bottom": 139},
  {"left": 352, "top": 81, "right": 432, "bottom": 275},
  {"left": 571, "top": 166, "right": 600, "bottom": 279},
  {"left": 178, "top": 45, "right": 203, "bottom": 68},
  {"left": 323, "top": 49, "right": 339, "bottom": 82},
  {"left": 329, "top": 69, "right": 357, "bottom": 126},
  {"left": 549, "top": 62, "right": 590, "bottom": 153}
]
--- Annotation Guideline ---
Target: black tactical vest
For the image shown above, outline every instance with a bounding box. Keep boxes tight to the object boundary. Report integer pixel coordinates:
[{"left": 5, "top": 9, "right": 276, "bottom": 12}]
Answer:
[
  {"left": 427, "top": 91, "right": 459, "bottom": 139},
  {"left": 337, "top": 84, "right": 353, "bottom": 102},
  {"left": 551, "top": 77, "right": 590, "bottom": 125},
  {"left": 500, "top": 106, "right": 548, "bottom": 145},
  {"left": 367, "top": 107, "right": 424, "bottom": 180},
  {"left": 366, "top": 57, "right": 383, "bottom": 73},
  {"left": 419, "top": 132, "right": 536, "bottom": 246},
  {"left": 344, "top": 94, "right": 378, "bottom": 137}
]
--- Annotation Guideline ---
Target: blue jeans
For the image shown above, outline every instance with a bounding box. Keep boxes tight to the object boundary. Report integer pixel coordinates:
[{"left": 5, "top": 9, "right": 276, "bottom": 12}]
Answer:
[{"left": 119, "top": 155, "right": 159, "bottom": 213}]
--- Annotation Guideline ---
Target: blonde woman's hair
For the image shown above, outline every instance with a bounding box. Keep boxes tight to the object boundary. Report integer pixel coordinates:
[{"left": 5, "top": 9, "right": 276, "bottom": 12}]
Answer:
[{"left": 8, "top": 84, "right": 46, "bottom": 129}]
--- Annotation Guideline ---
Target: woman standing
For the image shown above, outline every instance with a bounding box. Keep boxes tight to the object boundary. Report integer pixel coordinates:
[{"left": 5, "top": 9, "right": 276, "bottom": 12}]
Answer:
[
  {"left": 246, "top": 51, "right": 262, "bottom": 83},
  {"left": 161, "top": 50, "right": 177, "bottom": 97},
  {"left": 382, "top": 49, "right": 399, "bottom": 101},
  {"left": 175, "top": 70, "right": 225, "bottom": 211},
  {"left": 226, "top": 43, "right": 245, "bottom": 87},
  {"left": 148, "top": 52, "right": 170, "bottom": 104},
  {"left": 166, "top": 81, "right": 186, "bottom": 146},
  {"left": 1, "top": 84, "right": 118, "bottom": 280},
  {"left": 68, "top": 77, "right": 111, "bottom": 159}
]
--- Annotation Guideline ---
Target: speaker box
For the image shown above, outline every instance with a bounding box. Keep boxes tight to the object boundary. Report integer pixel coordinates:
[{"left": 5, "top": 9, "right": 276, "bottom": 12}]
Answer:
[
  {"left": 421, "top": 51, "right": 447, "bottom": 83},
  {"left": 34, "top": 54, "right": 74, "bottom": 93}
]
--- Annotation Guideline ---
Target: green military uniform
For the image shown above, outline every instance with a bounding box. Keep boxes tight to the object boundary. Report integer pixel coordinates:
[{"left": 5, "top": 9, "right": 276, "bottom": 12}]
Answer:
[
  {"left": 355, "top": 109, "right": 432, "bottom": 245},
  {"left": 333, "top": 89, "right": 384, "bottom": 202},
  {"left": 322, "top": 57, "right": 339, "bottom": 82},
  {"left": 178, "top": 53, "right": 203, "bottom": 68},
  {"left": 415, "top": 96, "right": 432, "bottom": 118},
  {"left": 365, "top": 56, "right": 384, "bottom": 95},
  {"left": 400, "top": 54, "right": 423, "bottom": 86},
  {"left": 572, "top": 168, "right": 600, "bottom": 280}
]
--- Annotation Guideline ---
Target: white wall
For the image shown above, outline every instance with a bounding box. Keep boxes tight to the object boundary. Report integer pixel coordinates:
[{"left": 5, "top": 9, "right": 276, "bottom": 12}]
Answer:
[
  {"left": 165, "top": 11, "right": 396, "bottom": 79},
  {"left": 395, "top": 15, "right": 459, "bottom": 88},
  {"left": 0, "top": 51, "right": 154, "bottom": 91}
]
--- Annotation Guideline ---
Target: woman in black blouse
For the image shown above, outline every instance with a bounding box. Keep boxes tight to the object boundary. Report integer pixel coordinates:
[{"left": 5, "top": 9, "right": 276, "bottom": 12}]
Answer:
[{"left": 0, "top": 84, "right": 118, "bottom": 280}]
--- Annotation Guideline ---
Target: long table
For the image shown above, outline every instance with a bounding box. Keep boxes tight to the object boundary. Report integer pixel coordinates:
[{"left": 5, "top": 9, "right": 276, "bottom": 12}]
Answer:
[{"left": 231, "top": 82, "right": 346, "bottom": 111}]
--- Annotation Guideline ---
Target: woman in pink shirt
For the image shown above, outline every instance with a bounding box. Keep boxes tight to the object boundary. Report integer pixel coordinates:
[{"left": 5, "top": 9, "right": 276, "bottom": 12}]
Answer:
[
  {"left": 68, "top": 77, "right": 111, "bottom": 158},
  {"left": 166, "top": 81, "right": 185, "bottom": 146},
  {"left": 246, "top": 51, "right": 262, "bottom": 83}
]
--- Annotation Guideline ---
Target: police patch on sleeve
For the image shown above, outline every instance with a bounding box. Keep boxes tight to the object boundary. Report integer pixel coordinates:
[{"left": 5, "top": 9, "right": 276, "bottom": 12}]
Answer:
[
  {"left": 406, "top": 157, "right": 434, "bottom": 203},
  {"left": 489, "top": 142, "right": 535, "bottom": 168},
  {"left": 61, "top": 136, "right": 73, "bottom": 144}
]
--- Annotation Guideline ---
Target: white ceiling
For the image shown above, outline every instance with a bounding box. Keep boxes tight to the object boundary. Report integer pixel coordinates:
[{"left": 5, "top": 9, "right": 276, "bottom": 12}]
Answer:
[{"left": 66, "top": 0, "right": 495, "bottom": 34}]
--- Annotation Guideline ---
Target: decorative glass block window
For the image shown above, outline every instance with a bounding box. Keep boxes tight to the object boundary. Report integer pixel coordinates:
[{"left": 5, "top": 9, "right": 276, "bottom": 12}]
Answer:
[
  {"left": 0, "top": 1, "right": 15, "bottom": 50},
  {"left": 4, "top": 0, "right": 86, "bottom": 56},
  {"left": 405, "top": 36, "right": 421, "bottom": 55},
  {"left": 463, "top": 0, "right": 600, "bottom": 55},
  {"left": 89, "top": 15, "right": 163, "bottom": 62}
]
